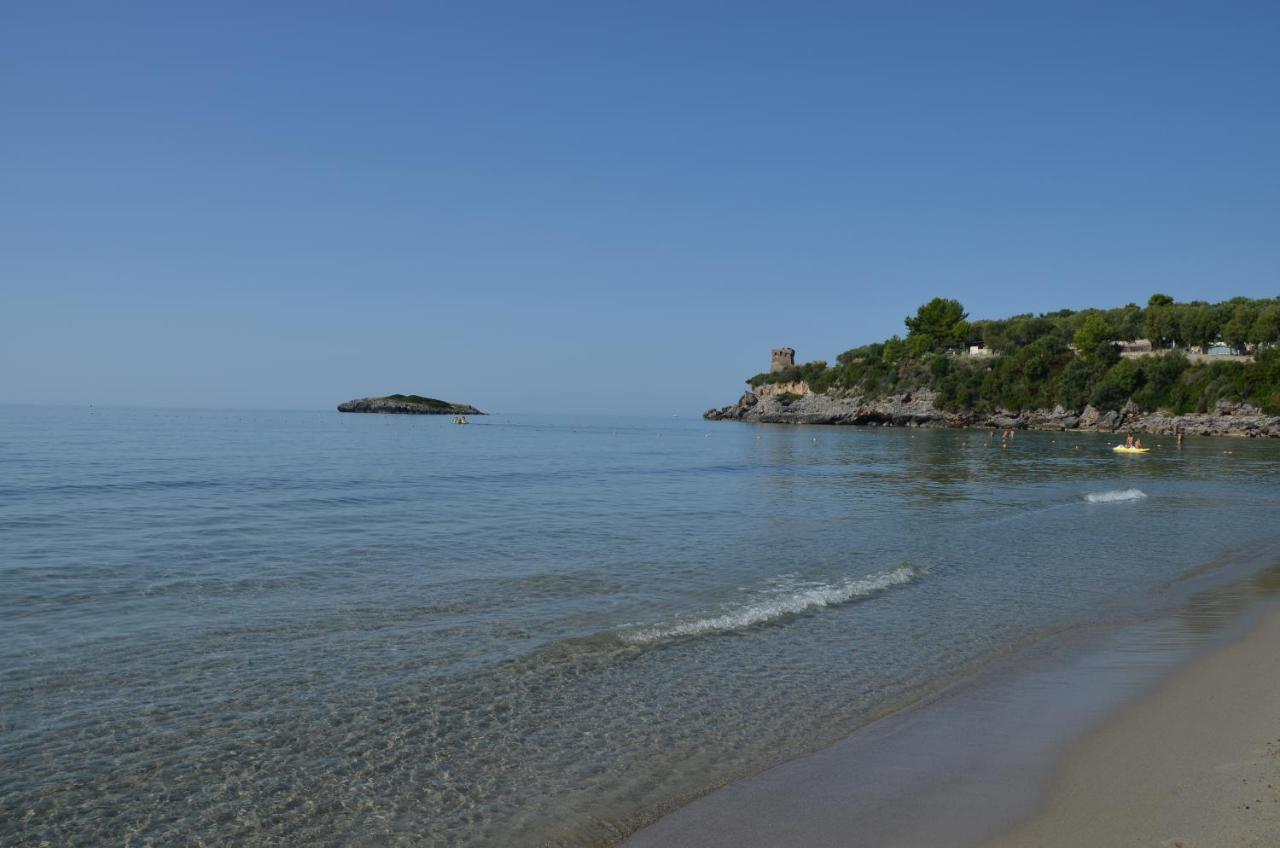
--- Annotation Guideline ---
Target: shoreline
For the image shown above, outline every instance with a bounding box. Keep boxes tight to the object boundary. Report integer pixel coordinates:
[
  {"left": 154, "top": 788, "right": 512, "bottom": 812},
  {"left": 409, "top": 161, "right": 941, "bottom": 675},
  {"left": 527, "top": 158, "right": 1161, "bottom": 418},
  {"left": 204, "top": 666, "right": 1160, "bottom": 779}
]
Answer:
[
  {"left": 624, "top": 559, "right": 1280, "bottom": 847},
  {"left": 983, "top": 596, "right": 1280, "bottom": 847},
  {"left": 704, "top": 388, "right": 1280, "bottom": 438}
]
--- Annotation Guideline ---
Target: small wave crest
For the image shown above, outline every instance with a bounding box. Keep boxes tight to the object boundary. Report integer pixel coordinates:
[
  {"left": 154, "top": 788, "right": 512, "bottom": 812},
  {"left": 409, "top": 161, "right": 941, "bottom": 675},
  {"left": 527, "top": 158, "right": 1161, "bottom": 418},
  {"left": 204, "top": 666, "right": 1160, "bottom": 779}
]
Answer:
[
  {"left": 623, "top": 564, "right": 920, "bottom": 644},
  {"left": 1084, "top": 488, "right": 1148, "bottom": 504}
]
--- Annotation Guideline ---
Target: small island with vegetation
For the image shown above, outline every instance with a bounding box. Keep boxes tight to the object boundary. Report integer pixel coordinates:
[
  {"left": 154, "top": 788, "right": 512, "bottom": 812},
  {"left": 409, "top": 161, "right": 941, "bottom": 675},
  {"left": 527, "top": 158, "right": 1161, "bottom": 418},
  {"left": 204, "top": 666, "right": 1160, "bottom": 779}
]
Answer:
[
  {"left": 706, "top": 294, "right": 1280, "bottom": 437},
  {"left": 338, "top": 394, "right": 485, "bottom": 415}
]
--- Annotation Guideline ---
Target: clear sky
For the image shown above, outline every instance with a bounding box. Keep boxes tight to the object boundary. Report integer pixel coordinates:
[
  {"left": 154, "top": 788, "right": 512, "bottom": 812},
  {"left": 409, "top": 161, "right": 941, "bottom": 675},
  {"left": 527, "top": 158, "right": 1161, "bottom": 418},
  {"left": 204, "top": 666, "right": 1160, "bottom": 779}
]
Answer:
[{"left": 3, "top": 2, "right": 1278, "bottom": 414}]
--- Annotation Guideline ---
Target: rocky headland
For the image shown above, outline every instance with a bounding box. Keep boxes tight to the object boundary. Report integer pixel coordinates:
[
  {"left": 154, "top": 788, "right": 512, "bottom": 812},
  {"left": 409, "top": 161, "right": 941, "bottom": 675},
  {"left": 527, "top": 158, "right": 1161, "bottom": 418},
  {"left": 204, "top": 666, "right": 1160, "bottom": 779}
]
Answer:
[
  {"left": 704, "top": 388, "right": 1280, "bottom": 438},
  {"left": 338, "top": 394, "right": 484, "bottom": 415}
]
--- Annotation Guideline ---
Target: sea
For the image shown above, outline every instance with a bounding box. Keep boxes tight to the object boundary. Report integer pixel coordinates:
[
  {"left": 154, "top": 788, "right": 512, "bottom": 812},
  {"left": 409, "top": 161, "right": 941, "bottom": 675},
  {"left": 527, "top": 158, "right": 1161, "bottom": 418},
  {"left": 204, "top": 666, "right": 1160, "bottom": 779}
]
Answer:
[{"left": 3, "top": 405, "right": 1279, "bottom": 846}]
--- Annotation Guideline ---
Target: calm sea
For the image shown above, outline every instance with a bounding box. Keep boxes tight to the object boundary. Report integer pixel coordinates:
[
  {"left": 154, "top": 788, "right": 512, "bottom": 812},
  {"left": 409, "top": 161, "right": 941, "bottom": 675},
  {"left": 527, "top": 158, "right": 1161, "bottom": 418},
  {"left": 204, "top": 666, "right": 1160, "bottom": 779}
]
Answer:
[{"left": 3, "top": 406, "right": 1279, "bottom": 846}]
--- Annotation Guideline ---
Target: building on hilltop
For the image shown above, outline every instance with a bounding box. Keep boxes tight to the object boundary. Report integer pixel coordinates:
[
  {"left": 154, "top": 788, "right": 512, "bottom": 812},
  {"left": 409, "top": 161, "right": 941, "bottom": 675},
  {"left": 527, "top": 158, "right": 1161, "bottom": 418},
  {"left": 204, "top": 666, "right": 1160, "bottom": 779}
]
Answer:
[
  {"left": 1117, "top": 339, "right": 1153, "bottom": 355},
  {"left": 770, "top": 347, "right": 796, "bottom": 373}
]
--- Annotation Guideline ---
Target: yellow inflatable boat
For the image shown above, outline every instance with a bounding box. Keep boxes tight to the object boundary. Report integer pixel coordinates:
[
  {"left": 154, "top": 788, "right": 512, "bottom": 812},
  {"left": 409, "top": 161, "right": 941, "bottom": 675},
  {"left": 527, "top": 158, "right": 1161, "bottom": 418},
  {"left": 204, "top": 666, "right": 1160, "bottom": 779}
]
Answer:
[{"left": 1112, "top": 445, "right": 1150, "bottom": 454}]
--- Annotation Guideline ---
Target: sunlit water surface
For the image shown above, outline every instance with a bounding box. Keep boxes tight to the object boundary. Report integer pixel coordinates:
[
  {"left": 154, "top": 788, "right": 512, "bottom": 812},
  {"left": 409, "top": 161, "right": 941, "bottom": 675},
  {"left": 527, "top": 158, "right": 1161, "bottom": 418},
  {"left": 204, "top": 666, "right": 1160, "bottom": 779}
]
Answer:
[{"left": 3, "top": 407, "right": 1279, "bottom": 846}]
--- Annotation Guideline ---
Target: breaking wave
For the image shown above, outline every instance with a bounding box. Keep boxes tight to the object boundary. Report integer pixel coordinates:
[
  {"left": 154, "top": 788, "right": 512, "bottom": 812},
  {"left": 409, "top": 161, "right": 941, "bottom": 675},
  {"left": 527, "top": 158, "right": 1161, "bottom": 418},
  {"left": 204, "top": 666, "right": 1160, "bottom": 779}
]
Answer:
[
  {"left": 623, "top": 564, "right": 920, "bottom": 644},
  {"left": 1084, "top": 488, "right": 1148, "bottom": 504}
]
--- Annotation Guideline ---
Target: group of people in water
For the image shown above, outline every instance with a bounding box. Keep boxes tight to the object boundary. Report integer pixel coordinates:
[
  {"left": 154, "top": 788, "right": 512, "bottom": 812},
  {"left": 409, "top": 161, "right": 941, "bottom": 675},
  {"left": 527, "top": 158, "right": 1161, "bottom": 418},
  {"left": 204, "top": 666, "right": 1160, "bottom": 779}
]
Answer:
[
  {"left": 985, "top": 426, "right": 1186, "bottom": 451},
  {"left": 1128, "top": 428, "right": 1187, "bottom": 449},
  {"left": 981, "top": 428, "right": 1018, "bottom": 448},
  {"left": 1122, "top": 429, "right": 1187, "bottom": 449},
  {"left": 451, "top": 415, "right": 469, "bottom": 425}
]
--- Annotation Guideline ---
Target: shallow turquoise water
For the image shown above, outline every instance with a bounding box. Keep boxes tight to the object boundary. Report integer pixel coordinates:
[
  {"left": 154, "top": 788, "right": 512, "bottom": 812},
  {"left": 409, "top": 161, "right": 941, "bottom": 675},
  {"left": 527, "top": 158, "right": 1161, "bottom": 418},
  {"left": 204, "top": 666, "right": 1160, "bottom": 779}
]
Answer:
[{"left": 3, "top": 406, "right": 1279, "bottom": 845}]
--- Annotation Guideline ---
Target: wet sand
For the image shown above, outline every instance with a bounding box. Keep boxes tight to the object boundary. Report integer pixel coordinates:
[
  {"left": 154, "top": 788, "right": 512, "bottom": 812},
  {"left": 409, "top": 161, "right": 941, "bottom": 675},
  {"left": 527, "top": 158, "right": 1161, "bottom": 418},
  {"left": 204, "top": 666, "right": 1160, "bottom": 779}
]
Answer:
[
  {"left": 984, "top": 607, "right": 1280, "bottom": 848},
  {"left": 625, "top": 567, "right": 1280, "bottom": 848}
]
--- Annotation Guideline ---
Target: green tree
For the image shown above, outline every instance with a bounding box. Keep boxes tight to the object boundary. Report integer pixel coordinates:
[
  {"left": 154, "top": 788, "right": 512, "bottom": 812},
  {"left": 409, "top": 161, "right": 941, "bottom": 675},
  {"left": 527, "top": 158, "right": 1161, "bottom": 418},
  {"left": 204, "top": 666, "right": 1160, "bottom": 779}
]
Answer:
[
  {"left": 1178, "top": 305, "right": 1217, "bottom": 351},
  {"left": 1108, "top": 303, "right": 1144, "bottom": 340},
  {"left": 1144, "top": 305, "right": 1177, "bottom": 348},
  {"left": 980, "top": 320, "right": 1012, "bottom": 353},
  {"left": 1210, "top": 301, "right": 1237, "bottom": 337},
  {"left": 1132, "top": 352, "right": 1190, "bottom": 411},
  {"left": 1004, "top": 315, "right": 1057, "bottom": 347},
  {"left": 1223, "top": 304, "right": 1257, "bottom": 353},
  {"left": 904, "top": 298, "right": 969, "bottom": 352},
  {"left": 1056, "top": 357, "right": 1095, "bottom": 409},
  {"left": 1074, "top": 313, "right": 1116, "bottom": 363},
  {"left": 1148, "top": 293, "right": 1175, "bottom": 307},
  {"left": 1250, "top": 305, "right": 1280, "bottom": 348},
  {"left": 1090, "top": 359, "right": 1143, "bottom": 411}
]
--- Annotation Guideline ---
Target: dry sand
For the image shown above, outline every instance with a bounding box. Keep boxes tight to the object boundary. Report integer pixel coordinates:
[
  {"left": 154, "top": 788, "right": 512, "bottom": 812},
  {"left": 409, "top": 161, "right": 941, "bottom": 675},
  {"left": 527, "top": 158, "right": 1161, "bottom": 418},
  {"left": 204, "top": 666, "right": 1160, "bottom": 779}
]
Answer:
[{"left": 984, "top": 608, "right": 1280, "bottom": 848}]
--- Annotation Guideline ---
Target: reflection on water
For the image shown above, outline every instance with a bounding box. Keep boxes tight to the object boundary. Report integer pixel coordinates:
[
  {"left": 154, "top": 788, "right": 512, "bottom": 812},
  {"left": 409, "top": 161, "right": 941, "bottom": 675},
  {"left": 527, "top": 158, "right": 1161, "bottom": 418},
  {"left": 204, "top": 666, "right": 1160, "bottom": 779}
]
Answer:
[
  {"left": 1178, "top": 561, "right": 1280, "bottom": 635},
  {"left": 1249, "top": 562, "right": 1280, "bottom": 597},
  {"left": 2, "top": 408, "right": 1280, "bottom": 847}
]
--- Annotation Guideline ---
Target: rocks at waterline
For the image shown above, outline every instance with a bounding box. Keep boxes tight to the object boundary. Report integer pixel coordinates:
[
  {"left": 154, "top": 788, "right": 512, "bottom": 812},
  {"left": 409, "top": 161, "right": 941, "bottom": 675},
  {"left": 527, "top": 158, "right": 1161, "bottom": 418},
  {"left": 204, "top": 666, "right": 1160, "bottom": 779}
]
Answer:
[{"left": 703, "top": 388, "right": 1280, "bottom": 437}]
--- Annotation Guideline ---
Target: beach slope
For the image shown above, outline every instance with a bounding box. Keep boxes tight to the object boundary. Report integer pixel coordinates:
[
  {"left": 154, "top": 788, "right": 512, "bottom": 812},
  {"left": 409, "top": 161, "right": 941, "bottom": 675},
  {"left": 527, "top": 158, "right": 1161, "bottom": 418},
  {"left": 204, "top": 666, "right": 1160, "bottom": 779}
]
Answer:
[
  {"left": 984, "top": 608, "right": 1280, "bottom": 847},
  {"left": 625, "top": 602, "right": 1280, "bottom": 848}
]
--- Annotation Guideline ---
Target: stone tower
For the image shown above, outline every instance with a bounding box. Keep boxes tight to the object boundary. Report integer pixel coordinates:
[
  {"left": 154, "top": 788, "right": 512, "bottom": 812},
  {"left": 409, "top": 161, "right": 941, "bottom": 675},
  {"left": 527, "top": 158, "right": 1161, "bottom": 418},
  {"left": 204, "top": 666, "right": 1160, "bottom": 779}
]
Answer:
[{"left": 770, "top": 347, "right": 796, "bottom": 373}]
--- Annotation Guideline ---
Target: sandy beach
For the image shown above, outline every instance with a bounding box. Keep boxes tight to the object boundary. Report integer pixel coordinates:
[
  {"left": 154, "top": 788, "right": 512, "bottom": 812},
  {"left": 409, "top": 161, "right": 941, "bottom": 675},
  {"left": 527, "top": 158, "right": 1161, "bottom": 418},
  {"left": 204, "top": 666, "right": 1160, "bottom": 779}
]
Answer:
[
  {"left": 984, "top": 606, "right": 1280, "bottom": 848},
  {"left": 626, "top": 575, "right": 1280, "bottom": 848}
]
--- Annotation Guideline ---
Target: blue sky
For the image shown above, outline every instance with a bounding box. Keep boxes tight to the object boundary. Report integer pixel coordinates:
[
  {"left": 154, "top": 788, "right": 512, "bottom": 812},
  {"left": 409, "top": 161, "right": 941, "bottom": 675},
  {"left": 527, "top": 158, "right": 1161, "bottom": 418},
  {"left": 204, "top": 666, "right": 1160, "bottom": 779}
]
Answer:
[{"left": 3, "top": 1, "right": 1278, "bottom": 413}]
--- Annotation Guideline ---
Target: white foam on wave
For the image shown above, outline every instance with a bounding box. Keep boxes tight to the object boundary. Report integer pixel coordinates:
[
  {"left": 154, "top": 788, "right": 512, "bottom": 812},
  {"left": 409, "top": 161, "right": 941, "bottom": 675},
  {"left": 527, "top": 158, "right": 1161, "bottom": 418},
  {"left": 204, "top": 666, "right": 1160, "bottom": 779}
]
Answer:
[
  {"left": 623, "top": 564, "right": 920, "bottom": 644},
  {"left": 1084, "top": 488, "right": 1148, "bottom": 503}
]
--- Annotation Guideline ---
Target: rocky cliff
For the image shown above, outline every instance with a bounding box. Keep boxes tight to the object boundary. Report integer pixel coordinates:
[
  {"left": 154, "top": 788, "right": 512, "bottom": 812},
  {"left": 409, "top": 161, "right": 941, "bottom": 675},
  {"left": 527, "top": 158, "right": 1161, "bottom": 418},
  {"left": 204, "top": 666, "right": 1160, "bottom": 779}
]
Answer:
[
  {"left": 704, "top": 389, "right": 1280, "bottom": 437},
  {"left": 338, "top": 395, "right": 484, "bottom": 415}
]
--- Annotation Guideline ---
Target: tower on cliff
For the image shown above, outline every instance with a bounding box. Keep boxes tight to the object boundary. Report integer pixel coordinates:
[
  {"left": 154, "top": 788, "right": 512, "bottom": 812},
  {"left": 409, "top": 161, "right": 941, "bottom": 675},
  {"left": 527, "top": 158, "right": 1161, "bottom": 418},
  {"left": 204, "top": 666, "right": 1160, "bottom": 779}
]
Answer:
[{"left": 770, "top": 347, "right": 795, "bottom": 373}]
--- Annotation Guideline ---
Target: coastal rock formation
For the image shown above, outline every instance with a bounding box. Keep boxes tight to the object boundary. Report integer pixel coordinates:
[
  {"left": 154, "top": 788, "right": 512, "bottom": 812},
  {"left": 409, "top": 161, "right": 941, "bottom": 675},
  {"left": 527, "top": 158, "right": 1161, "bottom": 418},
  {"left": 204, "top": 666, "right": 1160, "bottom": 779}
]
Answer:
[
  {"left": 338, "top": 394, "right": 484, "bottom": 415},
  {"left": 755, "top": 381, "right": 811, "bottom": 398},
  {"left": 704, "top": 388, "right": 961, "bottom": 427},
  {"left": 704, "top": 389, "right": 1280, "bottom": 437}
]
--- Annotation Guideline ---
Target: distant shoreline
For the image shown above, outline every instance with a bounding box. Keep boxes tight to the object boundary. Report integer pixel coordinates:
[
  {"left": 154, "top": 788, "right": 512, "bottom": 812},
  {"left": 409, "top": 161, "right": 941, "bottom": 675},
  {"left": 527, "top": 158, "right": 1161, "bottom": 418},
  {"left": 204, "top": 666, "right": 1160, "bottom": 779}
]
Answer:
[{"left": 705, "top": 387, "right": 1280, "bottom": 438}]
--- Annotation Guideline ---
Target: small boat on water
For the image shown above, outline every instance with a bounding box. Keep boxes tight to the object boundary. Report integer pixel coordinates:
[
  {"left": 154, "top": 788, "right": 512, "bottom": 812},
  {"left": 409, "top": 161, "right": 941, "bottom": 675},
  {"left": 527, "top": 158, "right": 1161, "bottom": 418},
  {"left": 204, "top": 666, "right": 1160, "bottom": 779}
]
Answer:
[
  {"left": 452, "top": 416, "right": 470, "bottom": 425},
  {"left": 1112, "top": 445, "right": 1149, "bottom": 454}
]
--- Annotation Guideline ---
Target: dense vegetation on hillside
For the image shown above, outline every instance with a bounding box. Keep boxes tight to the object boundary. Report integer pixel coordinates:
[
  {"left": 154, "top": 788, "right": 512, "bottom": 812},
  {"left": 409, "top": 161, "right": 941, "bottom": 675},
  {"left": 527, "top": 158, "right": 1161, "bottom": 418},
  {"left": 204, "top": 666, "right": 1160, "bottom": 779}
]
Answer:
[{"left": 750, "top": 295, "right": 1280, "bottom": 415}]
